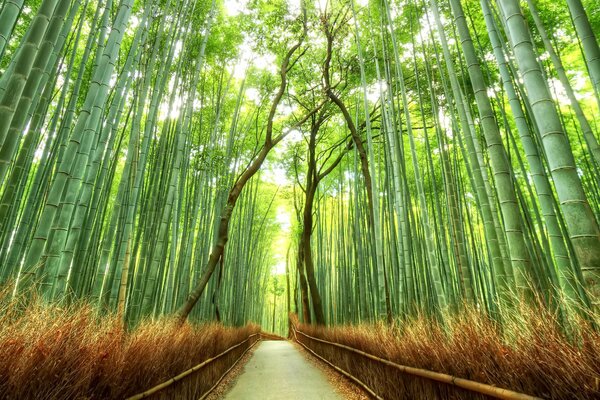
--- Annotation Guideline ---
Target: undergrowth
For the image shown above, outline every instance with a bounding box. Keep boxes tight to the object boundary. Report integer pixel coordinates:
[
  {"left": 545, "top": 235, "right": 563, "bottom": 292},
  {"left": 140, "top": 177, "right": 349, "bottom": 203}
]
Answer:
[
  {"left": 0, "top": 288, "right": 259, "bottom": 399},
  {"left": 292, "top": 303, "right": 600, "bottom": 399}
]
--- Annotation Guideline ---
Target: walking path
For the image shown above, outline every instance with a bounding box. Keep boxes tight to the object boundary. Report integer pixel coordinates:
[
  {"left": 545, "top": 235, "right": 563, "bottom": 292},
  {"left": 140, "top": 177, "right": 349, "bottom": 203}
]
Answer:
[{"left": 223, "top": 340, "right": 344, "bottom": 400}]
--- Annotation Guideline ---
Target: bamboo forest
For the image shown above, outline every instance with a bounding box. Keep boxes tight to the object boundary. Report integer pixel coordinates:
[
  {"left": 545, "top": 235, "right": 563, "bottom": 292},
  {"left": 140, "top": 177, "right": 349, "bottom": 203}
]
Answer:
[{"left": 0, "top": 0, "right": 599, "bottom": 398}]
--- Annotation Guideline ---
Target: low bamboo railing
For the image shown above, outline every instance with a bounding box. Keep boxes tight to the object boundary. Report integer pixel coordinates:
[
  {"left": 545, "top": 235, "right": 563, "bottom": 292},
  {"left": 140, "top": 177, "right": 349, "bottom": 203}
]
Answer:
[
  {"left": 290, "top": 323, "right": 542, "bottom": 400},
  {"left": 126, "top": 333, "right": 261, "bottom": 400}
]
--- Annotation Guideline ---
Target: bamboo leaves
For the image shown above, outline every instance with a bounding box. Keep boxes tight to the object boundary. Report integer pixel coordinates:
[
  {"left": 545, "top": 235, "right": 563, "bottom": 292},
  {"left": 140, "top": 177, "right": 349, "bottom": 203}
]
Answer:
[{"left": 1, "top": 0, "right": 599, "bottom": 330}]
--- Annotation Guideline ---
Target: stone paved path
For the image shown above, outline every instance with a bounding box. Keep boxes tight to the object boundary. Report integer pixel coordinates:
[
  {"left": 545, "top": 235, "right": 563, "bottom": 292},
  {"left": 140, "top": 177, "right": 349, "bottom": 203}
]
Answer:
[{"left": 223, "top": 340, "right": 344, "bottom": 400}]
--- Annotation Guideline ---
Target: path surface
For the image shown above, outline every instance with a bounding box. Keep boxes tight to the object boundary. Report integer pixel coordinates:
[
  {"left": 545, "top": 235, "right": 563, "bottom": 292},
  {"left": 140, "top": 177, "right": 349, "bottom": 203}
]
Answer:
[{"left": 223, "top": 340, "right": 344, "bottom": 400}]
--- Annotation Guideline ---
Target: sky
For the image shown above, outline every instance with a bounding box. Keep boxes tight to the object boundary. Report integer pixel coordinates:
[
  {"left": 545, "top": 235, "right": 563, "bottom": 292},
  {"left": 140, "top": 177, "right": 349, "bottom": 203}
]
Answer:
[
  {"left": 223, "top": 0, "right": 250, "bottom": 16},
  {"left": 271, "top": 205, "right": 292, "bottom": 275}
]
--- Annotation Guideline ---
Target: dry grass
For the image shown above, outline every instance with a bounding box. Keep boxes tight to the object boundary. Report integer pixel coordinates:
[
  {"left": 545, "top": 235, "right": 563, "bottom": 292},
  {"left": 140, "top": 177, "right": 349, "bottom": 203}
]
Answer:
[
  {"left": 292, "top": 304, "right": 600, "bottom": 399},
  {"left": 0, "top": 288, "right": 259, "bottom": 399}
]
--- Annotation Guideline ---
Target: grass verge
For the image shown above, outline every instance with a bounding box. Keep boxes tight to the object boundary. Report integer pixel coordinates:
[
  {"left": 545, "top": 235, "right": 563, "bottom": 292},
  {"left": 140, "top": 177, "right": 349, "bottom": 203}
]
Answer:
[
  {"left": 292, "top": 304, "right": 600, "bottom": 399},
  {"left": 0, "top": 289, "right": 259, "bottom": 399}
]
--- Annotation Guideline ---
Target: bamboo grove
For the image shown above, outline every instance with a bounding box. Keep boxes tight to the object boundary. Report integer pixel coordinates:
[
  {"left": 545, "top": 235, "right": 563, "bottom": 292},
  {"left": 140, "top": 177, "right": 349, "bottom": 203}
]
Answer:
[{"left": 0, "top": 0, "right": 598, "bottom": 331}]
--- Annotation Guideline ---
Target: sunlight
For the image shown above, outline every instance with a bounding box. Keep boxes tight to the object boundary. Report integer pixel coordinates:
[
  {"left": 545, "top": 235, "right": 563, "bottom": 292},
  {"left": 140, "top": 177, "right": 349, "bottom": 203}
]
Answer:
[
  {"left": 316, "top": 0, "right": 328, "bottom": 13},
  {"left": 270, "top": 206, "right": 292, "bottom": 277},
  {"left": 571, "top": 71, "right": 594, "bottom": 101},
  {"left": 263, "top": 164, "right": 290, "bottom": 186},
  {"left": 276, "top": 206, "right": 291, "bottom": 232},
  {"left": 548, "top": 77, "right": 570, "bottom": 105},
  {"left": 283, "top": 129, "right": 303, "bottom": 144},
  {"left": 158, "top": 76, "right": 183, "bottom": 121},
  {"left": 438, "top": 107, "right": 452, "bottom": 136},
  {"left": 173, "top": 40, "right": 183, "bottom": 59},
  {"left": 287, "top": 0, "right": 302, "bottom": 19},
  {"left": 272, "top": 262, "right": 286, "bottom": 275},
  {"left": 231, "top": 36, "right": 277, "bottom": 80},
  {"left": 158, "top": 98, "right": 182, "bottom": 121},
  {"left": 278, "top": 102, "right": 295, "bottom": 117},
  {"left": 245, "top": 87, "right": 261, "bottom": 105},
  {"left": 366, "top": 82, "right": 381, "bottom": 104},
  {"left": 223, "top": 0, "right": 249, "bottom": 16}
]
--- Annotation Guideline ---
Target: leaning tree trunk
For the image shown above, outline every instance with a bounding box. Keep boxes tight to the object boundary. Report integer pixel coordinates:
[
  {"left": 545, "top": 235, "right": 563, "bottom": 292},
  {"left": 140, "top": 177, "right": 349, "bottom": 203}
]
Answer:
[{"left": 175, "top": 16, "right": 313, "bottom": 322}]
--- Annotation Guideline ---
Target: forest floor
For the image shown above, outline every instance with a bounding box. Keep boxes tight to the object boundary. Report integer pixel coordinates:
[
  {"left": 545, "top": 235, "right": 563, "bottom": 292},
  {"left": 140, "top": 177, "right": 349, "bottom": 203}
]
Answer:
[{"left": 220, "top": 340, "right": 346, "bottom": 399}]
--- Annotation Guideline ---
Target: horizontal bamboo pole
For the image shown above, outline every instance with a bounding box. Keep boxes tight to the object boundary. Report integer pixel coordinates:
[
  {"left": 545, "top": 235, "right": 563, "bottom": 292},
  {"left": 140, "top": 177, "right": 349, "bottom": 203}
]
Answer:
[
  {"left": 292, "top": 325, "right": 383, "bottom": 399},
  {"left": 292, "top": 324, "right": 542, "bottom": 400},
  {"left": 127, "top": 333, "right": 261, "bottom": 400},
  {"left": 197, "top": 336, "right": 261, "bottom": 400}
]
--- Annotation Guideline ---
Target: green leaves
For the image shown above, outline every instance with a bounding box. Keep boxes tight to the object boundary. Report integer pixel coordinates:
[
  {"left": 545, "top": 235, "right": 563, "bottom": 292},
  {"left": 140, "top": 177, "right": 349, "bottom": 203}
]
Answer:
[{"left": 1, "top": 0, "right": 598, "bottom": 331}]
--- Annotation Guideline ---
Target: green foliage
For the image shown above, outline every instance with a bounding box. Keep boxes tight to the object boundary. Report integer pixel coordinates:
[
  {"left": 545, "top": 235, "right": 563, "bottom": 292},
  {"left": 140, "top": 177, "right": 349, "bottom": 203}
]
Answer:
[{"left": 0, "top": 0, "right": 598, "bottom": 333}]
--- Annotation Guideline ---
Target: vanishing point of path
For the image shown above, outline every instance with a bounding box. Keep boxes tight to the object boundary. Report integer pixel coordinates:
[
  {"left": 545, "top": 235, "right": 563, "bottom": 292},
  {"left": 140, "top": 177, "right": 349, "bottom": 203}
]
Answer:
[{"left": 223, "top": 341, "right": 344, "bottom": 400}]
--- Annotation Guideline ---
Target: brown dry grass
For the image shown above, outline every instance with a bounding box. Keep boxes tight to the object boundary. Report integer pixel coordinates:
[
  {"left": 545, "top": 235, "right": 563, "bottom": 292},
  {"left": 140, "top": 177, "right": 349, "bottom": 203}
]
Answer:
[
  {"left": 0, "top": 288, "right": 259, "bottom": 399},
  {"left": 292, "top": 303, "right": 600, "bottom": 399}
]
